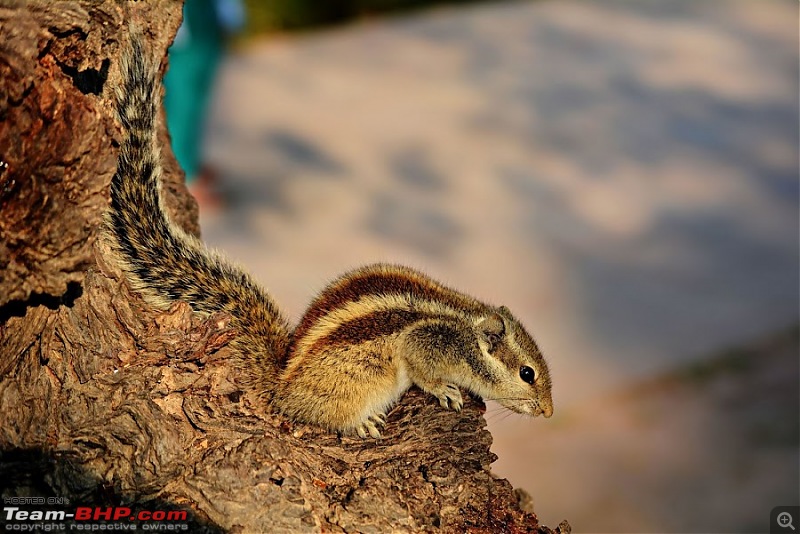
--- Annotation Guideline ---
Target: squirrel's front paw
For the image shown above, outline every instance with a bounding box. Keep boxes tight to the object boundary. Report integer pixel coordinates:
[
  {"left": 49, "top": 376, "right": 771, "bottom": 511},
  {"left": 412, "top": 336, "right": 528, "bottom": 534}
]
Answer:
[
  {"left": 430, "top": 383, "right": 463, "bottom": 412},
  {"left": 355, "top": 412, "right": 387, "bottom": 439}
]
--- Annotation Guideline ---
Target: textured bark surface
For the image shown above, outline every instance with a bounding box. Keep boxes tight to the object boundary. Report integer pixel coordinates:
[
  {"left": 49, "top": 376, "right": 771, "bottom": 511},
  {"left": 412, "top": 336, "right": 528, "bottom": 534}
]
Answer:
[{"left": 0, "top": 2, "right": 569, "bottom": 532}]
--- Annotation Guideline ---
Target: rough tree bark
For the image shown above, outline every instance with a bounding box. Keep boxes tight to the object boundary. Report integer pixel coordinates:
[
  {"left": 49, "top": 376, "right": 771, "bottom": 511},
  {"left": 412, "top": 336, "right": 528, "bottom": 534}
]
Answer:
[{"left": 0, "top": 2, "right": 570, "bottom": 532}]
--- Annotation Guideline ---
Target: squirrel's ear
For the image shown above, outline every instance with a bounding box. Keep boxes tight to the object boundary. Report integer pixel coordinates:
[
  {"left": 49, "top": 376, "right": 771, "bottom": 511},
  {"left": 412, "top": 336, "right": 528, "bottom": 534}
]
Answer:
[
  {"left": 478, "top": 312, "right": 505, "bottom": 337},
  {"left": 497, "top": 305, "right": 511, "bottom": 316}
]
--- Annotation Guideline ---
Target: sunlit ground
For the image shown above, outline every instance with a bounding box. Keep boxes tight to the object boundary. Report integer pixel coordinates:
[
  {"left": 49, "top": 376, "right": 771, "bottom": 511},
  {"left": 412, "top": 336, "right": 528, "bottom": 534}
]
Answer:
[{"left": 196, "top": 1, "right": 799, "bottom": 531}]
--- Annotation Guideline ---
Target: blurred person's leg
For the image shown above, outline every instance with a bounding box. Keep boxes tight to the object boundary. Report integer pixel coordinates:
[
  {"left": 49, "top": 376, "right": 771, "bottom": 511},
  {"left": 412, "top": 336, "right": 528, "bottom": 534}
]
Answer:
[
  {"left": 165, "top": 0, "right": 224, "bottom": 210},
  {"left": 164, "top": 44, "right": 221, "bottom": 182}
]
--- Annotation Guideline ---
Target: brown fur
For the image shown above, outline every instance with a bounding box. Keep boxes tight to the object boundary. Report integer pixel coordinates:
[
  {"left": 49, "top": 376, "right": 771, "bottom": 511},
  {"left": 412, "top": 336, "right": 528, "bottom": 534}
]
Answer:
[{"left": 107, "top": 32, "right": 553, "bottom": 439}]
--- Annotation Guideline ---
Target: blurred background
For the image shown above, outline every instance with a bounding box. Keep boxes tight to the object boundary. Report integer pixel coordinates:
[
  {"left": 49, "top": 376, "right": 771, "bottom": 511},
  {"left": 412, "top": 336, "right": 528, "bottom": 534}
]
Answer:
[{"left": 176, "top": 0, "right": 799, "bottom": 531}]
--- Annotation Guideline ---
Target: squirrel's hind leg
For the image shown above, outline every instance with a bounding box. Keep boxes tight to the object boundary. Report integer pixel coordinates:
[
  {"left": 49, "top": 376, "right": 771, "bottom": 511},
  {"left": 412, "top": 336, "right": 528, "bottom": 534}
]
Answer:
[{"left": 277, "top": 341, "right": 410, "bottom": 439}]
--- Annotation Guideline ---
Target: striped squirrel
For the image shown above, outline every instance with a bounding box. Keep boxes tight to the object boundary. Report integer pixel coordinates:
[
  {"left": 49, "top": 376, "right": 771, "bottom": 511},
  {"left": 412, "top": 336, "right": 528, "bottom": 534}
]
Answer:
[{"left": 108, "top": 32, "right": 553, "bottom": 439}]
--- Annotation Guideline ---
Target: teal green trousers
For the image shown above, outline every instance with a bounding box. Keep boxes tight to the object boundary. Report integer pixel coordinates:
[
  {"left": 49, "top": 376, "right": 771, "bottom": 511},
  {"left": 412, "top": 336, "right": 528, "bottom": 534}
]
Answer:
[{"left": 164, "top": 43, "right": 222, "bottom": 181}]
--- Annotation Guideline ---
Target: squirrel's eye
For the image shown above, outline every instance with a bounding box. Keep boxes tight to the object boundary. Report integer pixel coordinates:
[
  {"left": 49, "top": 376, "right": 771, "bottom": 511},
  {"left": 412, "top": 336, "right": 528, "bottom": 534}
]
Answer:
[
  {"left": 520, "top": 366, "right": 535, "bottom": 385},
  {"left": 486, "top": 333, "right": 499, "bottom": 345}
]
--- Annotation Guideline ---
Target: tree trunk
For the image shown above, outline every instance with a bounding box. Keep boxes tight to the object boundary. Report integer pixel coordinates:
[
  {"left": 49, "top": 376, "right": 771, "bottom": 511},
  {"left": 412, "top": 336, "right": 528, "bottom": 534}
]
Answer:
[{"left": 0, "top": 2, "right": 569, "bottom": 532}]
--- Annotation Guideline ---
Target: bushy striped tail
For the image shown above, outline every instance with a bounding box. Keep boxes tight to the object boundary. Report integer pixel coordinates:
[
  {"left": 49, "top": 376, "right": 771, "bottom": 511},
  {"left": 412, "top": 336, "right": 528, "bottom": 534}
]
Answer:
[{"left": 107, "top": 31, "right": 291, "bottom": 395}]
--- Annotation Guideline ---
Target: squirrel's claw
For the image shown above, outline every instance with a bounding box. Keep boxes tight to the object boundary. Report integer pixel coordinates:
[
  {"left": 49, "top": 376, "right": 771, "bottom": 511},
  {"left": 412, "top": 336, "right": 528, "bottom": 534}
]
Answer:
[
  {"left": 356, "top": 413, "right": 386, "bottom": 439},
  {"left": 369, "top": 412, "right": 387, "bottom": 425},
  {"left": 432, "top": 383, "right": 463, "bottom": 412}
]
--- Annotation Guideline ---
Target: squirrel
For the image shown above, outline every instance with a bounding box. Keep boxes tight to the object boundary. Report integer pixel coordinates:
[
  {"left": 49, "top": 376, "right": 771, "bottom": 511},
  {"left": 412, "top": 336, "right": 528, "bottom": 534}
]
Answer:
[{"left": 107, "top": 32, "right": 553, "bottom": 439}]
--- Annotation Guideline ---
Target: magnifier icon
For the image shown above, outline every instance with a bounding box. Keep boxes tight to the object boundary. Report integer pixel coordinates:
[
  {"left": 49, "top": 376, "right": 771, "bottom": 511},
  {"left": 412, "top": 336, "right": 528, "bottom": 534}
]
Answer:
[{"left": 778, "top": 512, "right": 796, "bottom": 531}]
